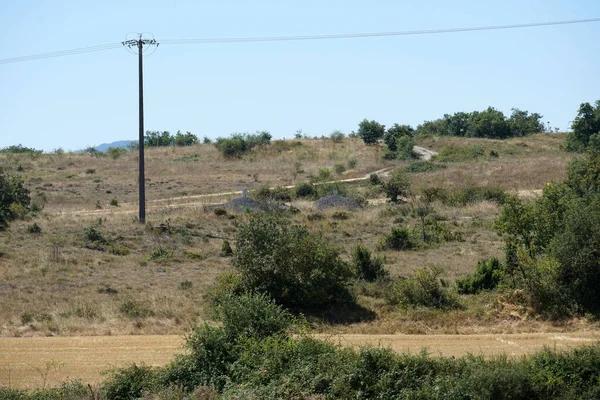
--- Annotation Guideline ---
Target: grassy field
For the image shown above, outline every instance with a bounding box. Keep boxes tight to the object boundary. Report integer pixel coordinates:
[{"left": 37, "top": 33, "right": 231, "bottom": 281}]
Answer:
[
  {"left": 2, "top": 332, "right": 599, "bottom": 389},
  {"left": 0, "top": 134, "right": 591, "bottom": 338}
]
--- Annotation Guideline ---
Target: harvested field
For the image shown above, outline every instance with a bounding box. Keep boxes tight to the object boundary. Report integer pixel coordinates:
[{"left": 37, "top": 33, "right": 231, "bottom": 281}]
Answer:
[{"left": 1, "top": 333, "right": 599, "bottom": 389}]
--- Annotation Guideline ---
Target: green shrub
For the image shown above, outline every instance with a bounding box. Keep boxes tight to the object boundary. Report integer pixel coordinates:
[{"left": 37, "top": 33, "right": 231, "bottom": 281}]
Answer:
[
  {"left": 252, "top": 186, "right": 292, "bottom": 202},
  {"left": 352, "top": 245, "right": 388, "bottom": 282},
  {"left": 220, "top": 240, "right": 233, "bottom": 257},
  {"left": 405, "top": 161, "right": 446, "bottom": 174},
  {"left": 456, "top": 257, "right": 504, "bottom": 294},
  {"left": 382, "top": 169, "right": 411, "bottom": 203},
  {"left": 423, "top": 185, "right": 507, "bottom": 206},
  {"left": 119, "top": 300, "right": 154, "bottom": 319},
  {"left": 348, "top": 157, "right": 358, "bottom": 169},
  {"left": 83, "top": 225, "right": 108, "bottom": 250},
  {"left": 213, "top": 292, "right": 295, "bottom": 341},
  {"left": 148, "top": 247, "right": 172, "bottom": 261},
  {"left": 379, "top": 227, "right": 415, "bottom": 251},
  {"left": 330, "top": 130, "right": 345, "bottom": 143},
  {"left": 387, "top": 266, "right": 459, "bottom": 309},
  {"left": 432, "top": 145, "right": 486, "bottom": 162},
  {"left": 27, "top": 223, "right": 42, "bottom": 234},
  {"left": 233, "top": 215, "right": 353, "bottom": 310},
  {"left": 102, "top": 363, "right": 159, "bottom": 399},
  {"left": 214, "top": 131, "right": 271, "bottom": 158},
  {"left": 108, "top": 146, "right": 127, "bottom": 159},
  {"left": 109, "top": 244, "right": 130, "bottom": 256},
  {"left": 294, "top": 182, "right": 316, "bottom": 198},
  {"left": 333, "top": 163, "right": 346, "bottom": 175},
  {"left": 369, "top": 173, "right": 381, "bottom": 185},
  {"left": 110, "top": 198, "right": 119, "bottom": 206},
  {"left": 178, "top": 280, "right": 193, "bottom": 290},
  {"left": 0, "top": 171, "right": 31, "bottom": 230}
]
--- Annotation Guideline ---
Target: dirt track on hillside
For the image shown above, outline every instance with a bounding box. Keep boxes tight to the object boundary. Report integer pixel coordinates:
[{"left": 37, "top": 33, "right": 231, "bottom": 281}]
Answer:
[{"left": 1, "top": 332, "right": 598, "bottom": 389}]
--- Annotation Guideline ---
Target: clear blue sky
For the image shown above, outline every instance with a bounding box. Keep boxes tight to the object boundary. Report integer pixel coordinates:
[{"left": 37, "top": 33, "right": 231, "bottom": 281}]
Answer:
[{"left": 1, "top": 0, "right": 599, "bottom": 151}]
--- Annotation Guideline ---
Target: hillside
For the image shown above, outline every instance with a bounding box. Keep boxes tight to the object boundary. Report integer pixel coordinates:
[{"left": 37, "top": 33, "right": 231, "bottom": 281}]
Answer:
[{"left": 0, "top": 134, "right": 588, "bottom": 338}]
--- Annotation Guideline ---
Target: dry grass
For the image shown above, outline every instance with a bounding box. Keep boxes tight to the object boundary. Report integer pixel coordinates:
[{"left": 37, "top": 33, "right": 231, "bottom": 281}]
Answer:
[
  {"left": 2, "top": 331, "right": 600, "bottom": 389},
  {"left": 0, "top": 134, "right": 592, "bottom": 338}
]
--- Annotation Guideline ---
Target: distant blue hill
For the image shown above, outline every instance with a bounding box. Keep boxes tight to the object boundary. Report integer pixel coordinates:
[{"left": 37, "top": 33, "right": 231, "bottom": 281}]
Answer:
[{"left": 82, "top": 140, "right": 136, "bottom": 153}]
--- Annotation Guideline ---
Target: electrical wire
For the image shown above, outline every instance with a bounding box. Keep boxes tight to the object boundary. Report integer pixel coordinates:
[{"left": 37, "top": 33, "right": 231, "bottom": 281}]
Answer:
[
  {"left": 0, "top": 18, "right": 598, "bottom": 65},
  {"left": 159, "top": 18, "right": 600, "bottom": 45},
  {"left": 0, "top": 43, "right": 123, "bottom": 65}
]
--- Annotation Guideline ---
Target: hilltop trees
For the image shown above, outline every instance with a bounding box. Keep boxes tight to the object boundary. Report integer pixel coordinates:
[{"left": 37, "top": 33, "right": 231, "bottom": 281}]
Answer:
[
  {"left": 357, "top": 119, "right": 385, "bottom": 145},
  {"left": 144, "top": 130, "right": 199, "bottom": 147},
  {"left": 415, "top": 107, "right": 544, "bottom": 138},
  {"left": 566, "top": 101, "right": 600, "bottom": 152}
]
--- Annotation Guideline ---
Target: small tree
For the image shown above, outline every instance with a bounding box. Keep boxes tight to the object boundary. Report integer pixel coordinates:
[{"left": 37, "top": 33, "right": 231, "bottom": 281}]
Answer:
[
  {"left": 382, "top": 169, "right": 411, "bottom": 203},
  {"left": 0, "top": 171, "right": 31, "bottom": 230},
  {"left": 357, "top": 119, "right": 385, "bottom": 145},
  {"left": 383, "top": 124, "right": 414, "bottom": 153},
  {"left": 566, "top": 101, "right": 600, "bottom": 152}
]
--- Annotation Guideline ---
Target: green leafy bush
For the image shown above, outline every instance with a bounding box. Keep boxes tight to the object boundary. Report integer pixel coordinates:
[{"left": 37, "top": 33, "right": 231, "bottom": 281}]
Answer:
[
  {"left": 379, "top": 227, "right": 415, "bottom": 251},
  {"left": 330, "top": 130, "right": 345, "bottom": 143},
  {"left": 107, "top": 146, "right": 127, "bottom": 159},
  {"left": 233, "top": 215, "right": 353, "bottom": 310},
  {"left": 214, "top": 131, "right": 271, "bottom": 158},
  {"left": 119, "top": 299, "right": 155, "bottom": 319},
  {"left": 352, "top": 245, "right": 388, "bottom": 282},
  {"left": 294, "top": 182, "right": 316, "bottom": 198},
  {"left": 0, "top": 171, "right": 31, "bottom": 230},
  {"left": 456, "top": 257, "right": 504, "bottom": 294},
  {"left": 382, "top": 169, "right": 411, "bottom": 203},
  {"left": 387, "top": 266, "right": 459, "bottom": 309},
  {"left": 102, "top": 363, "right": 159, "bottom": 399}
]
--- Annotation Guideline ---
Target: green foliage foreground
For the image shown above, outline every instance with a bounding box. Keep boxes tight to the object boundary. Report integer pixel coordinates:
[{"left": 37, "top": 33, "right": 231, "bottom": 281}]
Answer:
[{"left": 6, "top": 294, "right": 600, "bottom": 399}]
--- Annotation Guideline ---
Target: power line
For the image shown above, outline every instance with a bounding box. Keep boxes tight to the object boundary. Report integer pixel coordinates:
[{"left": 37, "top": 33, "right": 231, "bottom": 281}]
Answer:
[
  {"left": 0, "top": 43, "right": 123, "bottom": 65},
  {"left": 0, "top": 17, "right": 598, "bottom": 65},
  {"left": 159, "top": 18, "right": 600, "bottom": 45}
]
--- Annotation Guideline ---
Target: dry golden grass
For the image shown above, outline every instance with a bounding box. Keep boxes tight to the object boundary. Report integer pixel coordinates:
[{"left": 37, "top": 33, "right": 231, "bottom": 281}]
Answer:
[
  {"left": 0, "top": 134, "right": 591, "bottom": 338},
  {"left": 2, "top": 331, "right": 600, "bottom": 388}
]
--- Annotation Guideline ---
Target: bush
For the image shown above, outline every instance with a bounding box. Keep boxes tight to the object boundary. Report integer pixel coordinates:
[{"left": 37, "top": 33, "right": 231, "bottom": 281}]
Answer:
[
  {"left": 83, "top": 225, "right": 108, "bottom": 250},
  {"left": 212, "top": 292, "right": 295, "bottom": 341},
  {"left": 352, "top": 245, "right": 388, "bottom": 282},
  {"left": 102, "top": 363, "right": 159, "bottom": 399},
  {"left": 432, "top": 145, "right": 486, "bottom": 162},
  {"left": 27, "top": 223, "right": 42, "bottom": 234},
  {"left": 220, "top": 240, "right": 233, "bottom": 257},
  {"left": 214, "top": 131, "right": 271, "bottom": 158},
  {"left": 295, "top": 182, "right": 316, "bottom": 198},
  {"left": 0, "top": 171, "right": 31, "bottom": 230},
  {"left": 379, "top": 227, "right": 415, "bottom": 251},
  {"left": 119, "top": 299, "right": 154, "bottom": 319},
  {"left": 456, "top": 257, "right": 504, "bottom": 294},
  {"left": 252, "top": 186, "right": 292, "bottom": 202},
  {"left": 405, "top": 161, "right": 446, "bottom": 174},
  {"left": 333, "top": 163, "right": 346, "bottom": 175},
  {"left": 369, "top": 173, "right": 381, "bottom": 185},
  {"left": 382, "top": 169, "right": 411, "bottom": 203},
  {"left": 107, "top": 146, "right": 127, "bottom": 159},
  {"left": 110, "top": 198, "right": 119, "bottom": 206},
  {"left": 386, "top": 266, "right": 459, "bottom": 309},
  {"left": 233, "top": 215, "right": 353, "bottom": 310},
  {"left": 330, "top": 130, "right": 345, "bottom": 143}
]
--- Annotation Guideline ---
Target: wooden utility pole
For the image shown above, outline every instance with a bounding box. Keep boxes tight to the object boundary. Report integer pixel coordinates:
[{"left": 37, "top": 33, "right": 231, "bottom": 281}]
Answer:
[{"left": 122, "top": 34, "right": 158, "bottom": 223}]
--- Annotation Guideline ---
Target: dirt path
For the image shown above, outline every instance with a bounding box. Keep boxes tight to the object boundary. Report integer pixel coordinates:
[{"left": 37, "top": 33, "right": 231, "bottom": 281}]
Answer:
[
  {"left": 1, "top": 332, "right": 598, "bottom": 389},
  {"left": 63, "top": 166, "right": 395, "bottom": 217}
]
